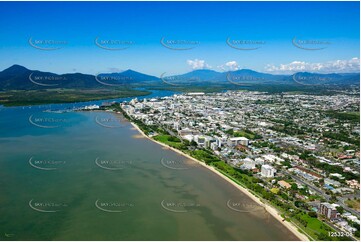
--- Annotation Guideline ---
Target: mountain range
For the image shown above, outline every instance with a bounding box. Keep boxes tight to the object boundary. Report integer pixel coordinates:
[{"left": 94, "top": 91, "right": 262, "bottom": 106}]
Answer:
[{"left": 0, "top": 64, "right": 359, "bottom": 90}]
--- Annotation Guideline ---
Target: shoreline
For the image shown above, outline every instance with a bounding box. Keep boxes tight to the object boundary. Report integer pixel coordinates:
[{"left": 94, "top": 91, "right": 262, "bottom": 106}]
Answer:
[{"left": 129, "top": 121, "right": 310, "bottom": 241}]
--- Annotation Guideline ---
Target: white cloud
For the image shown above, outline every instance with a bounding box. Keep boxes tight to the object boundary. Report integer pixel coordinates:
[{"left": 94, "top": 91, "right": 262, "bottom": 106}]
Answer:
[
  {"left": 218, "top": 61, "right": 240, "bottom": 71},
  {"left": 265, "top": 58, "right": 360, "bottom": 74},
  {"left": 187, "top": 59, "right": 211, "bottom": 70}
]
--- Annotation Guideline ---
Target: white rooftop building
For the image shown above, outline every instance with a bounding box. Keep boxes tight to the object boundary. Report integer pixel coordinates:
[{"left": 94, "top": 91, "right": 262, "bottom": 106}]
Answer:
[
  {"left": 227, "top": 137, "right": 249, "bottom": 147},
  {"left": 243, "top": 158, "right": 256, "bottom": 169},
  {"left": 255, "top": 157, "right": 265, "bottom": 165},
  {"left": 262, "top": 154, "right": 284, "bottom": 164},
  {"left": 261, "top": 164, "right": 276, "bottom": 178}
]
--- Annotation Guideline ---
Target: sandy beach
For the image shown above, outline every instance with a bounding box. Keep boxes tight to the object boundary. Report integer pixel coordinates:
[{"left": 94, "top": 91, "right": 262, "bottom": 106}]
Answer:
[{"left": 129, "top": 121, "right": 310, "bottom": 241}]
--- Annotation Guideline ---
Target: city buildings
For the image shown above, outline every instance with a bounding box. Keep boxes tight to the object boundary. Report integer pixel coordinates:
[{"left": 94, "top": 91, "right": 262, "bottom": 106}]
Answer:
[
  {"left": 319, "top": 203, "right": 339, "bottom": 220},
  {"left": 121, "top": 90, "right": 360, "bottom": 236},
  {"left": 227, "top": 137, "right": 249, "bottom": 147}
]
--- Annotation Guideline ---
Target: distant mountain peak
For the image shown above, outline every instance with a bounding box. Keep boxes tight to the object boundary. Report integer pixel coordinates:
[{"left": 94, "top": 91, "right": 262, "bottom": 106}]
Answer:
[
  {"left": 191, "top": 69, "right": 219, "bottom": 73},
  {"left": 101, "top": 69, "right": 160, "bottom": 81},
  {"left": 122, "top": 69, "right": 138, "bottom": 74},
  {"left": 2, "top": 64, "right": 29, "bottom": 73},
  {"left": 233, "top": 69, "right": 259, "bottom": 74}
]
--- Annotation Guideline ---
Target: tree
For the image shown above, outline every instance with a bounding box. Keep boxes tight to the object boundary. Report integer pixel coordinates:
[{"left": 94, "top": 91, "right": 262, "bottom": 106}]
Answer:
[
  {"left": 225, "top": 129, "right": 234, "bottom": 135},
  {"left": 190, "top": 140, "right": 197, "bottom": 146},
  {"left": 295, "top": 201, "right": 304, "bottom": 208},
  {"left": 308, "top": 211, "right": 317, "bottom": 218},
  {"left": 336, "top": 206, "right": 344, "bottom": 214}
]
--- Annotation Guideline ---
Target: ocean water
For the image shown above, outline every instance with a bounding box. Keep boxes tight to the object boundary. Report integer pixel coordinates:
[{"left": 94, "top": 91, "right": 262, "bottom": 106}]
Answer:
[{"left": 0, "top": 104, "right": 299, "bottom": 240}]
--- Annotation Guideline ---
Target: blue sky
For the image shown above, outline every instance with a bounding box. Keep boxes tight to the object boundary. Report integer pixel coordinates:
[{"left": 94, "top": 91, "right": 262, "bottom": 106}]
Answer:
[{"left": 0, "top": 1, "right": 359, "bottom": 75}]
